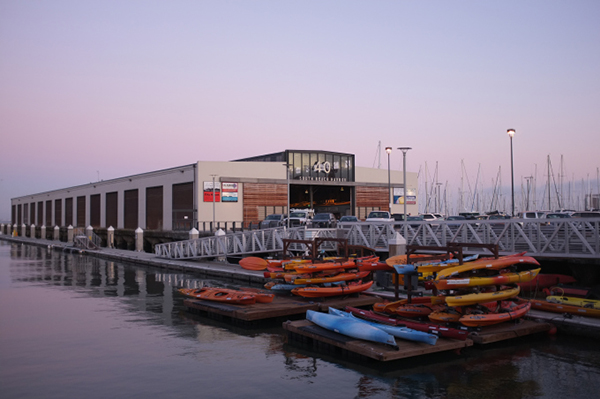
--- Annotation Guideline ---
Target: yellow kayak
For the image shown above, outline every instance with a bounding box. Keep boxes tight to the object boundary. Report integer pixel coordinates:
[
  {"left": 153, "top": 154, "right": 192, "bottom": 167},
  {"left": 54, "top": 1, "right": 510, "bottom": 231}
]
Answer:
[
  {"left": 436, "top": 256, "right": 539, "bottom": 280},
  {"left": 434, "top": 268, "right": 540, "bottom": 290},
  {"left": 546, "top": 296, "right": 600, "bottom": 309},
  {"left": 445, "top": 286, "right": 521, "bottom": 307}
]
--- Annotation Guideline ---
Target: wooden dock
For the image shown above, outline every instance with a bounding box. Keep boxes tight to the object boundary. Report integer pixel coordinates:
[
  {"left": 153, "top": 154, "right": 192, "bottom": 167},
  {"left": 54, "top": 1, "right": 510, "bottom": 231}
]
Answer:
[
  {"left": 283, "top": 319, "right": 473, "bottom": 362},
  {"left": 283, "top": 316, "right": 553, "bottom": 362},
  {"left": 467, "top": 319, "right": 553, "bottom": 344},
  {"left": 183, "top": 294, "right": 379, "bottom": 324}
]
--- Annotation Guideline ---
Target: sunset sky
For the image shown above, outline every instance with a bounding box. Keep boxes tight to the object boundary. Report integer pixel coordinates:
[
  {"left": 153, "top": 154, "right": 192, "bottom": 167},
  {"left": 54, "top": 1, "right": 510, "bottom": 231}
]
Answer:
[{"left": 2, "top": 1, "right": 599, "bottom": 220}]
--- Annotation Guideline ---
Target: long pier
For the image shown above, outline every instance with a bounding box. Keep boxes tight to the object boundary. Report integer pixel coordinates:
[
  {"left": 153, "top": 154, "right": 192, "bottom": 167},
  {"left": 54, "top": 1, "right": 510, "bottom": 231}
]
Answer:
[{"left": 154, "top": 218, "right": 600, "bottom": 260}]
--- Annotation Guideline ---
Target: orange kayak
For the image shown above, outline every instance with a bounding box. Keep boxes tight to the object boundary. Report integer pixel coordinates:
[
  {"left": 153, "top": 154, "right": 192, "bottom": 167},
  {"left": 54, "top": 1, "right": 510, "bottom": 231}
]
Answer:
[
  {"left": 239, "top": 256, "right": 269, "bottom": 271},
  {"left": 428, "top": 308, "right": 463, "bottom": 323},
  {"left": 178, "top": 287, "right": 256, "bottom": 305},
  {"left": 286, "top": 271, "right": 371, "bottom": 285},
  {"left": 396, "top": 303, "right": 445, "bottom": 318},
  {"left": 434, "top": 268, "right": 541, "bottom": 290},
  {"left": 459, "top": 299, "right": 531, "bottom": 327},
  {"left": 294, "top": 260, "right": 357, "bottom": 273},
  {"left": 529, "top": 298, "right": 600, "bottom": 318},
  {"left": 436, "top": 256, "right": 540, "bottom": 280},
  {"left": 291, "top": 280, "right": 373, "bottom": 298}
]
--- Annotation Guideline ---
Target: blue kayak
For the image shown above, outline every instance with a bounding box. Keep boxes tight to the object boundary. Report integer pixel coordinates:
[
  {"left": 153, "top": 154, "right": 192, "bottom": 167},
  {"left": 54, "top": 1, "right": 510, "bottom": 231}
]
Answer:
[
  {"left": 328, "top": 308, "right": 438, "bottom": 346},
  {"left": 393, "top": 264, "right": 418, "bottom": 274},
  {"left": 306, "top": 310, "right": 397, "bottom": 348}
]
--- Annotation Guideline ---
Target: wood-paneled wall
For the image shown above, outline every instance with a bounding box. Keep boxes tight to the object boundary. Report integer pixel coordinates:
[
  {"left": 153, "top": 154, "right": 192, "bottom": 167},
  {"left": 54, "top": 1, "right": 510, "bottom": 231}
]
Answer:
[
  {"left": 243, "top": 183, "right": 287, "bottom": 221},
  {"left": 355, "top": 186, "right": 388, "bottom": 210}
]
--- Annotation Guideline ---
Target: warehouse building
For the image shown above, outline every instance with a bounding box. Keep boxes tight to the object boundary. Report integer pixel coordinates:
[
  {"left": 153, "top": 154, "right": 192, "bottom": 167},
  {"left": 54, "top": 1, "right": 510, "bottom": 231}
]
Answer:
[{"left": 9, "top": 150, "right": 418, "bottom": 231}]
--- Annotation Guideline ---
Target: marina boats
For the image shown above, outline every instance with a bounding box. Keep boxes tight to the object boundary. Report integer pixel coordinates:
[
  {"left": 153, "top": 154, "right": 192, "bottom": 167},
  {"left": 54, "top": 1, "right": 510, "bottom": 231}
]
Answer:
[
  {"left": 546, "top": 295, "right": 600, "bottom": 309},
  {"left": 285, "top": 271, "right": 370, "bottom": 285}
]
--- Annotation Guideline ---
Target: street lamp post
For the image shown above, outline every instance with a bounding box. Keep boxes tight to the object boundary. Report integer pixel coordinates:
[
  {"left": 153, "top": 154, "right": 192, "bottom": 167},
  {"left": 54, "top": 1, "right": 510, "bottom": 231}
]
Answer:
[
  {"left": 386, "top": 147, "right": 392, "bottom": 213},
  {"left": 398, "top": 147, "right": 412, "bottom": 230},
  {"left": 507, "top": 129, "right": 516, "bottom": 216},
  {"left": 211, "top": 174, "right": 217, "bottom": 231}
]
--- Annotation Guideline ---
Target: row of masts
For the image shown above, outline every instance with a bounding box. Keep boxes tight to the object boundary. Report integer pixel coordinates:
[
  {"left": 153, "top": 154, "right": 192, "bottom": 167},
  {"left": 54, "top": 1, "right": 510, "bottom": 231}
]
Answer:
[{"left": 374, "top": 142, "right": 600, "bottom": 215}]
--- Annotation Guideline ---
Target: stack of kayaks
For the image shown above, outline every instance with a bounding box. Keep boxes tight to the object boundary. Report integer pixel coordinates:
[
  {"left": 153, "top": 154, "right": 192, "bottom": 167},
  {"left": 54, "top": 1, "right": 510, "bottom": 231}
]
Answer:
[
  {"left": 260, "top": 255, "right": 378, "bottom": 297},
  {"left": 178, "top": 287, "right": 274, "bottom": 305},
  {"left": 429, "top": 254, "right": 540, "bottom": 327}
]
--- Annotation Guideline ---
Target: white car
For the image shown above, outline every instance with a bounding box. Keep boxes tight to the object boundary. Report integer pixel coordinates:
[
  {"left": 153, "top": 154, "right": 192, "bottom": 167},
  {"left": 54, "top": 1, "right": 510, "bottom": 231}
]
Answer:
[
  {"left": 420, "top": 213, "right": 438, "bottom": 222},
  {"left": 366, "top": 211, "right": 393, "bottom": 222}
]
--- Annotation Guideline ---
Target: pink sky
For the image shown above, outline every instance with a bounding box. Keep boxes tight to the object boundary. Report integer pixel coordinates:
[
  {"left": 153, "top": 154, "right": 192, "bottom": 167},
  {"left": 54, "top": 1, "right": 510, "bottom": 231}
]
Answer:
[{"left": 2, "top": 1, "right": 599, "bottom": 220}]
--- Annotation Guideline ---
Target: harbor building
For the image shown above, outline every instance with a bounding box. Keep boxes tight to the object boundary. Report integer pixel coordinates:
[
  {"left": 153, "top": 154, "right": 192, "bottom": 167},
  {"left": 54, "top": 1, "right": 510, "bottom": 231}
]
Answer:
[{"left": 9, "top": 150, "right": 418, "bottom": 232}]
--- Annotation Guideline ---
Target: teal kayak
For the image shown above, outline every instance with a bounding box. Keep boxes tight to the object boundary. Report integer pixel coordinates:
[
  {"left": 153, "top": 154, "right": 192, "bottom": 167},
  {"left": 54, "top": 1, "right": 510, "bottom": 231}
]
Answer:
[
  {"left": 305, "top": 310, "right": 397, "bottom": 348},
  {"left": 328, "top": 308, "right": 438, "bottom": 346}
]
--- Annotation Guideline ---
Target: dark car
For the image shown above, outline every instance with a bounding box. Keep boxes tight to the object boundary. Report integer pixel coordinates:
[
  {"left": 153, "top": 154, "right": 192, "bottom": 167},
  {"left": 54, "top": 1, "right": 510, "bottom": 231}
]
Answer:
[
  {"left": 339, "top": 215, "right": 359, "bottom": 223},
  {"left": 311, "top": 213, "right": 337, "bottom": 228},
  {"left": 259, "top": 214, "right": 286, "bottom": 229},
  {"left": 407, "top": 215, "right": 424, "bottom": 228},
  {"left": 571, "top": 211, "right": 600, "bottom": 218},
  {"left": 545, "top": 212, "right": 572, "bottom": 219}
]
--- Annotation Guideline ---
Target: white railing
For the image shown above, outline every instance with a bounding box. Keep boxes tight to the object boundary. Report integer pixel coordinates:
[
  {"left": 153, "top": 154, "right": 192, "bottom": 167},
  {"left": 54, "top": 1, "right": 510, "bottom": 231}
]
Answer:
[{"left": 154, "top": 218, "right": 600, "bottom": 260}]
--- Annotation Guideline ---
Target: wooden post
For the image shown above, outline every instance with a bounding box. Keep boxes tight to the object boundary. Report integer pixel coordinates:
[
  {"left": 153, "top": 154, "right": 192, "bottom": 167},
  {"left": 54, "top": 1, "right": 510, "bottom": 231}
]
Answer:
[
  {"left": 67, "top": 225, "right": 73, "bottom": 243},
  {"left": 189, "top": 227, "right": 199, "bottom": 240},
  {"left": 107, "top": 226, "right": 114, "bottom": 248},
  {"left": 135, "top": 227, "right": 144, "bottom": 252},
  {"left": 53, "top": 226, "right": 60, "bottom": 241},
  {"left": 41, "top": 225, "right": 46, "bottom": 240}
]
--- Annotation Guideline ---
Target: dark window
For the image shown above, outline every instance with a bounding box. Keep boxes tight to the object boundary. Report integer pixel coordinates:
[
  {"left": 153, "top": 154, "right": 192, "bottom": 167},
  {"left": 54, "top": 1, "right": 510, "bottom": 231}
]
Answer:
[
  {"left": 54, "top": 199, "right": 62, "bottom": 227},
  {"left": 106, "top": 192, "right": 118, "bottom": 228},
  {"left": 45, "top": 200, "right": 52, "bottom": 226},
  {"left": 37, "top": 202, "right": 43, "bottom": 225},
  {"left": 12, "top": 205, "right": 16, "bottom": 225},
  {"left": 30, "top": 203, "right": 35, "bottom": 225},
  {"left": 76, "top": 196, "right": 86, "bottom": 227},
  {"left": 65, "top": 198, "right": 73, "bottom": 226},
  {"left": 172, "top": 182, "right": 193, "bottom": 230},
  {"left": 90, "top": 194, "right": 101, "bottom": 227},
  {"left": 23, "top": 203, "right": 29, "bottom": 225},
  {"left": 146, "top": 186, "right": 163, "bottom": 230},
  {"left": 124, "top": 189, "right": 139, "bottom": 229},
  {"left": 17, "top": 204, "right": 22, "bottom": 225}
]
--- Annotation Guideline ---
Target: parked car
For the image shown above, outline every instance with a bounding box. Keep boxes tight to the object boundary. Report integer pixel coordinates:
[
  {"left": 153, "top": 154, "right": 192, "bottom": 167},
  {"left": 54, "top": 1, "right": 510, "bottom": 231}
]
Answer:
[
  {"left": 365, "top": 211, "right": 393, "bottom": 222},
  {"left": 407, "top": 215, "right": 424, "bottom": 228},
  {"left": 311, "top": 213, "right": 337, "bottom": 228},
  {"left": 339, "top": 215, "right": 359, "bottom": 223},
  {"left": 391, "top": 213, "right": 405, "bottom": 221},
  {"left": 571, "top": 211, "right": 600, "bottom": 218},
  {"left": 446, "top": 215, "right": 466, "bottom": 221},
  {"left": 420, "top": 213, "right": 439, "bottom": 222},
  {"left": 288, "top": 209, "right": 314, "bottom": 226},
  {"left": 459, "top": 212, "right": 481, "bottom": 220},
  {"left": 518, "top": 211, "right": 546, "bottom": 219},
  {"left": 259, "top": 214, "right": 286, "bottom": 229},
  {"left": 545, "top": 212, "right": 572, "bottom": 219}
]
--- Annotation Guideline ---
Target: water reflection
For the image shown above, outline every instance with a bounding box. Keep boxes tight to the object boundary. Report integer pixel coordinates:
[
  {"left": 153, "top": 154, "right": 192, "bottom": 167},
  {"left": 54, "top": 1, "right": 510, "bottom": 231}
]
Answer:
[{"left": 3, "top": 241, "right": 600, "bottom": 399}]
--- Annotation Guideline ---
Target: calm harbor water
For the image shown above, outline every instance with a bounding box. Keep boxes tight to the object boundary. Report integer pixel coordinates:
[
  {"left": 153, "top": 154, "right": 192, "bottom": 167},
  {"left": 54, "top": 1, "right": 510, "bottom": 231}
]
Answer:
[{"left": 1, "top": 240, "right": 600, "bottom": 399}]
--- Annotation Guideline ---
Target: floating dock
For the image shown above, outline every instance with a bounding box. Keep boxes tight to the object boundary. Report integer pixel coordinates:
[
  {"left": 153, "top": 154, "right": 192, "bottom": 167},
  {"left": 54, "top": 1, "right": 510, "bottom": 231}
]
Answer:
[
  {"left": 283, "top": 319, "right": 473, "bottom": 361},
  {"left": 526, "top": 309, "right": 600, "bottom": 339},
  {"left": 183, "top": 294, "right": 379, "bottom": 325},
  {"left": 283, "top": 315, "right": 553, "bottom": 362}
]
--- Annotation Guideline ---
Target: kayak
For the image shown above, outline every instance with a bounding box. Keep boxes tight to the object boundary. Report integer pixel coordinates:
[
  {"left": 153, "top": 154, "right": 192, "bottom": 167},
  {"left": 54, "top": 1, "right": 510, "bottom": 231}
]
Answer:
[
  {"left": 395, "top": 303, "right": 445, "bottom": 318},
  {"left": 328, "top": 308, "right": 438, "bottom": 345},
  {"left": 428, "top": 308, "right": 463, "bottom": 323},
  {"left": 518, "top": 274, "right": 578, "bottom": 291},
  {"left": 306, "top": 309, "right": 397, "bottom": 348},
  {"left": 344, "top": 306, "right": 470, "bottom": 341},
  {"left": 445, "top": 286, "right": 521, "bottom": 307},
  {"left": 294, "top": 260, "right": 357, "bottom": 273},
  {"left": 529, "top": 299, "right": 600, "bottom": 318},
  {"left": 263, "top": 281, "right": 307, "bottom": 293},
  {"left": 458, "top": 299, "right": 531, "bottom": 327},
  {"left": 436, "top": 256, "right": 540, "bottom": 280},
  {"left": 546, "top": 296, "right": 600, "bottom": 309},
  {"left": 291, "top": 280, "right": 374, "bottom": 298},
  {"left": 373, "top": 296, "right": 446, "bottom": 314},
  {"left": 178, "top": 287, "right": 256, "bottom": 305},
  {"left": 433, "top": 268, "right": 541, "bottom": 290},
  {"left": 287, "top": 271, "right": 370, "bottom": 285},
  {"left": 239, "top": 256, "right": 269, "bottom": 271}
]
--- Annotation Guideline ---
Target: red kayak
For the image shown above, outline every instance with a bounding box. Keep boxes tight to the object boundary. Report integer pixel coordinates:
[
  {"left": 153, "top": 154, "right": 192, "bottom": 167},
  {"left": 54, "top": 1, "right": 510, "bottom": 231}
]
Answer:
[
  {"left": 518, "top": 274, "right": 577, "bottom": 292},
  {"left": 344, "top": 306, "right": 470, "bottom": 340}
]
